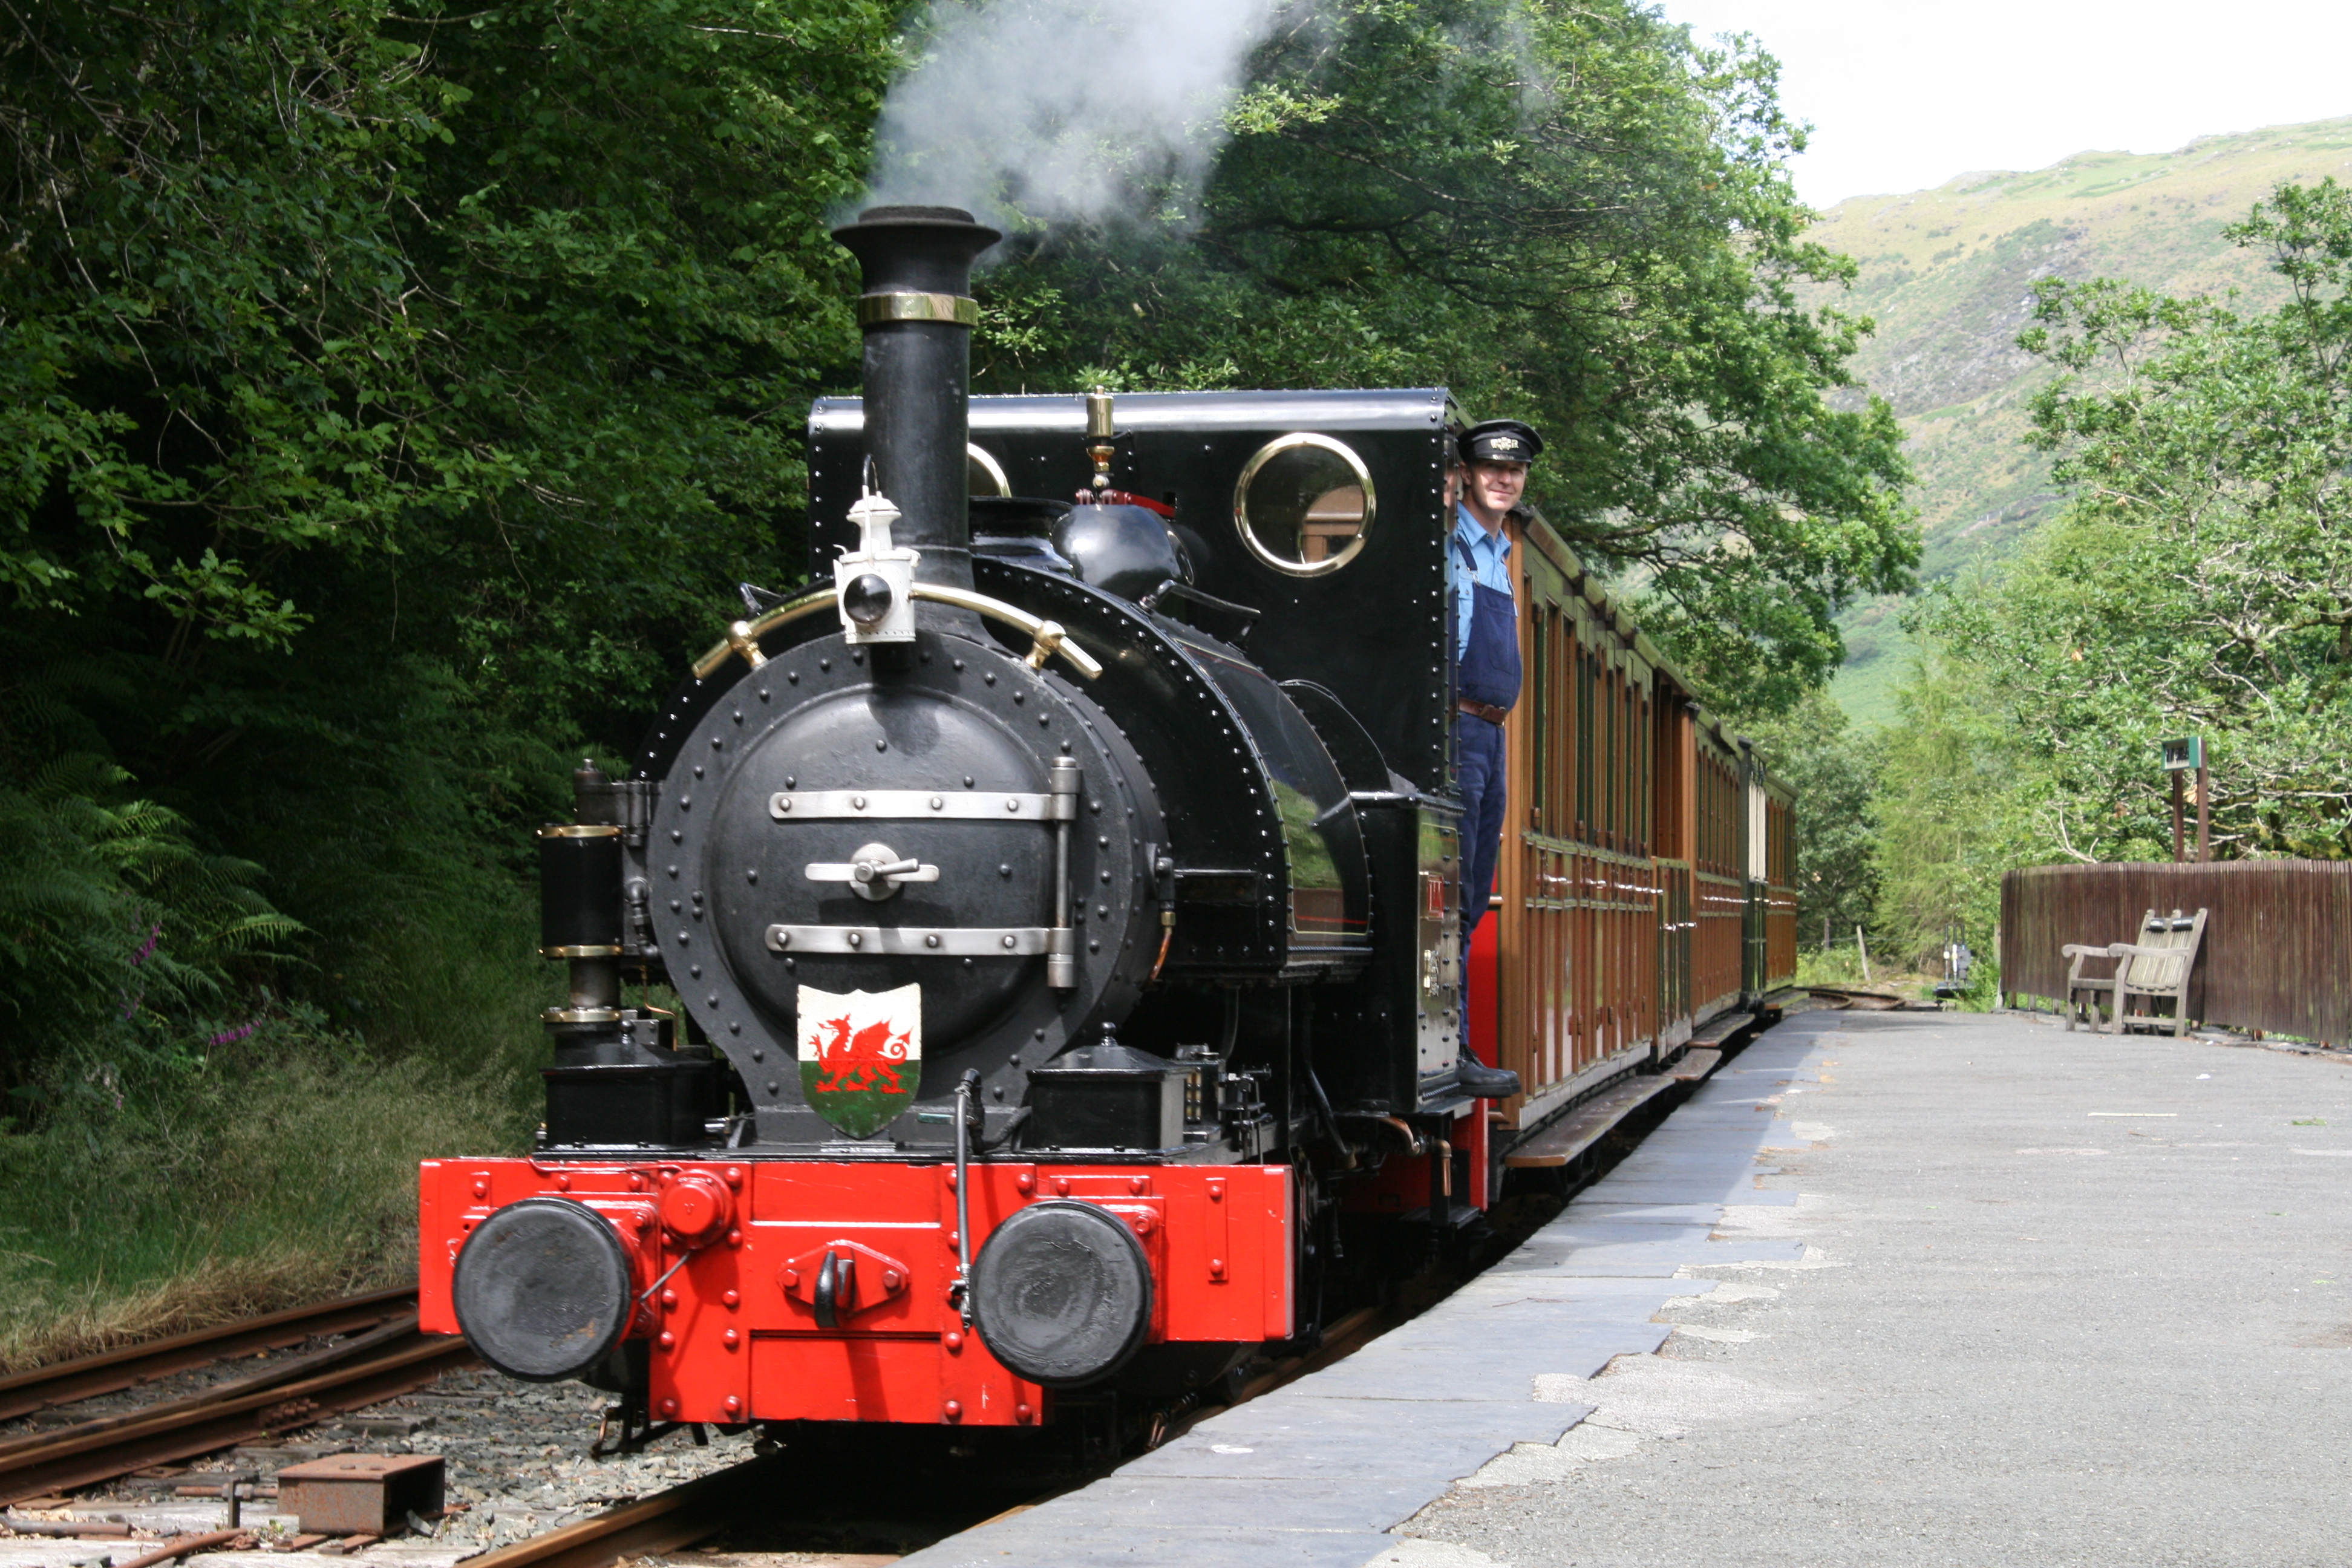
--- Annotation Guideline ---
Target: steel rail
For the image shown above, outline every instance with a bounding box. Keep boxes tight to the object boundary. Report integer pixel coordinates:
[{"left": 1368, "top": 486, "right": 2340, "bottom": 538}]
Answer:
[
  {"left": 455, "top": 1453, "right": 787, "bottom": 1568},
  {"left": 0, "top": 1288, "right": 416, "bottom": 1424},
  {"left": 0, "top": 1333, "right": 475, "bottom": 1503},
  {"left": 0, "top": 1315, "right": 423, "bottom": 1460}
]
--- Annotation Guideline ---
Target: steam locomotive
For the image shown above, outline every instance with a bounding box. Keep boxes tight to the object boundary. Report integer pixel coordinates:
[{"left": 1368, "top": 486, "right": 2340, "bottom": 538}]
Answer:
[{"left": 417, "top": 206, "right": 1797, "bottom": 1444}]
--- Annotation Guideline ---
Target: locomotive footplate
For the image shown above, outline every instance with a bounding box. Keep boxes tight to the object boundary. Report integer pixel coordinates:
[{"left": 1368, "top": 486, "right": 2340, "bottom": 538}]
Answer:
[{"left": 420, "top": 1157, "right": 1292, "bottom": 1428}]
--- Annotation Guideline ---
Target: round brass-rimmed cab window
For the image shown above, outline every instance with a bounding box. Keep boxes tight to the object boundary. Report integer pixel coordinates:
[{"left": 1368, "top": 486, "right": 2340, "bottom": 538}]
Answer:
[
  {"left": 1233, "top": 434, "right": 1376, "bottom": 575},
  {"left": 967, "top": 444, "right": 1011, "bottom": 497}
]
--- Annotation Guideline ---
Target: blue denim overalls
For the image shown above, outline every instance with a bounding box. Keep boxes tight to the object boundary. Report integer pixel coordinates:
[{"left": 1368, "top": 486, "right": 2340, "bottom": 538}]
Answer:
[{"left": 1454, "top": 532, "right": 1521, "bottom": 940}]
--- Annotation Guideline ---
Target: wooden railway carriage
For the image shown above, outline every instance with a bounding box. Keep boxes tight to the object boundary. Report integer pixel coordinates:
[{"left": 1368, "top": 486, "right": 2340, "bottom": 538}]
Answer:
[
  {"left": 1468, "top": 508, "right": 1797, "bottom": 1189},
  {"left": 419, "top": 206, "right": 1797, "bottom": 1448}
]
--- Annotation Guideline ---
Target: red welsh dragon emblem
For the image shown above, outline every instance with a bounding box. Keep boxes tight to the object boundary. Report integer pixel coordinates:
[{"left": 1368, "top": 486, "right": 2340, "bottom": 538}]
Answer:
[{"left": 807, "top": 1013, "right": 913, "bottom": 1094}]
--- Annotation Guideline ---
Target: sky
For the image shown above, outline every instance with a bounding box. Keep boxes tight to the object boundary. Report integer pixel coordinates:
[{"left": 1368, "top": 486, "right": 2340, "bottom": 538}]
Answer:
[{"left": 1654, "top": 0, "right": 2352, "bottom": 208}]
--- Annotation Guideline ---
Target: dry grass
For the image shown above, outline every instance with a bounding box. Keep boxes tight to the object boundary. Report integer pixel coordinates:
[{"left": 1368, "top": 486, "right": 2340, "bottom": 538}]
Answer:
[
  {"left": 0, "top": 1020, "right": 525, "bottom": 1377},
  {"left": 0, "top": 1249, "right": 403, "bottom": 1375}
]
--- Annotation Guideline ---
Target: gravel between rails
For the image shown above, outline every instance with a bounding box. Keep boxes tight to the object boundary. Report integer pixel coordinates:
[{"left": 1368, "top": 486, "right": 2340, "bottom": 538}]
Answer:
[{"left": 7, "top": 1366, "right": 760, "bottom": 1566}]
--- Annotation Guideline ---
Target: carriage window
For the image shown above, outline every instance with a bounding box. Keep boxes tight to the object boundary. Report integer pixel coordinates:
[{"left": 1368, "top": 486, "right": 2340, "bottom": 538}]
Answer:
[
  {"left": 967, "top": 444, "right": 1010, "bottom": 497},
  {"left": 1233, "top": 434, "right": 1377, "bottom": 575}
]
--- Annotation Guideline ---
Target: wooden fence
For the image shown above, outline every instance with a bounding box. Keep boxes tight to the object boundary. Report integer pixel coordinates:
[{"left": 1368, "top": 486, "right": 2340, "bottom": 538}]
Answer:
[{"left": 2001, "top": 861, "right": 2352, "bottom": 1045}]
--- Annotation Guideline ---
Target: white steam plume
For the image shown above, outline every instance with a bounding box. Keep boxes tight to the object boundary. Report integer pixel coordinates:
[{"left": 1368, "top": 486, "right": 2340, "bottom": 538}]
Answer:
[{"left": 866, "top": 0, "right": 1292, "bottom": 227}]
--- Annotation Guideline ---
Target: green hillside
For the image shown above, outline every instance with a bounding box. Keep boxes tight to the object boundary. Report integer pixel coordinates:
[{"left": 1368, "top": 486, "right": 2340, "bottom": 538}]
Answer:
[{"left": 1814, "top": 116, "right": 2352, "bottom": 722}]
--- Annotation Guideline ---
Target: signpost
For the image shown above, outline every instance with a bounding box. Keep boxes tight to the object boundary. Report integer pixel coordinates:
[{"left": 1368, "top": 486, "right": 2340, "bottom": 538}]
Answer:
[{"left": 2160, "top": 737, "right": 2207, "bottom": 863}]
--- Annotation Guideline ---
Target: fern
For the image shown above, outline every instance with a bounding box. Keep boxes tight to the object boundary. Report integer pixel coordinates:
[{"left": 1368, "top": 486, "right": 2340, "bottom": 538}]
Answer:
[{"left": 0, "top": 758, "right": 302, "bottom": 1114}]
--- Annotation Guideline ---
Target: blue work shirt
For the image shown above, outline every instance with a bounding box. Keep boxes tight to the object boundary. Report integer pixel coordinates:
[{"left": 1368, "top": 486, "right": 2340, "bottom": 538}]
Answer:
[{"left": 1450, "top": 504, "right": 1514, "bottom": 660}]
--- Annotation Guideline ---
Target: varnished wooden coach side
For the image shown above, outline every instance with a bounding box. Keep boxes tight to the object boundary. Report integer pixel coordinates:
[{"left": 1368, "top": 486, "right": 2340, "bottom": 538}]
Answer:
[{"left": 1480, "top": 511, "right": 1783, "bottom": 1138}]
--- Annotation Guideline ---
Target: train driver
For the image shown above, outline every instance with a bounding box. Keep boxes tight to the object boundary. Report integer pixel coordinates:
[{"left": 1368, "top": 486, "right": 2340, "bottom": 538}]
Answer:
[{"left": 1449, "top": 419, "right": 1543, "bottom": 1100}]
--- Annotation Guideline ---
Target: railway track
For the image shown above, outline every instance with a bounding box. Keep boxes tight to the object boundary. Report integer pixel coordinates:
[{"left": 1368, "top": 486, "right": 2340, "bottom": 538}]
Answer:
[
  {"left": 0, "top": 1289, "right": 417, "bottom": 1425},
  {"left": 0, "top": 1291, "right": 475, "bottom": 1504}
]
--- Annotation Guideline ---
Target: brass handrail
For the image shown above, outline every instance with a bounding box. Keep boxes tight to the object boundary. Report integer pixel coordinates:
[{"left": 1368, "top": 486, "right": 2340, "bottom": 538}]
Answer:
[{"left": 691, "top": 583, "right": 1103, "bottom": 682}]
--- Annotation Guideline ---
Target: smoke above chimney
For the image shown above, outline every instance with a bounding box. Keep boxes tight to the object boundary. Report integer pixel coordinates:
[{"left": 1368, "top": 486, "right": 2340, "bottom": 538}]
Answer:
[{"left": 864, "top": 0, "right": 1298, "bottom": 229}]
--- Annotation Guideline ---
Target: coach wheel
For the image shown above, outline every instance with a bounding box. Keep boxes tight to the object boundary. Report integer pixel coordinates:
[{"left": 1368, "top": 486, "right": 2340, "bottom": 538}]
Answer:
[
  {"left": 970, "top": 1200, "right": 1154, "bottom": 1387},
  {"left": 452, "top": 1196, "right": 635, "bottom": 1382}
]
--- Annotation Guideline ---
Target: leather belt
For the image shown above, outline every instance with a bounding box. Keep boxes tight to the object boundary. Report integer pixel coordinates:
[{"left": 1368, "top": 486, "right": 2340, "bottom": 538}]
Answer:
[{"left": 1457, "top": 698, "right": 1512, "bottom": 726}]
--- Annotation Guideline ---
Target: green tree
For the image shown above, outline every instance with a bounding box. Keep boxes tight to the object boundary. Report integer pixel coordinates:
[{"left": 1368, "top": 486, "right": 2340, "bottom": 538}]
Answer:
[
  {"left": 964, "top": 0, "right": 1917, "bottom": 714},
  {"left": 1903, "top": 177, "right": 2352, "bottom": 875},
  {"left": 1737, "top": 691, "right": 1881, "bottom": 953},
  {"left": 0, "top": 0, "right": 896, "bottom": 1069},
  {"left": 1869, "top": 633, "right": 2037, "bottom": 967}
]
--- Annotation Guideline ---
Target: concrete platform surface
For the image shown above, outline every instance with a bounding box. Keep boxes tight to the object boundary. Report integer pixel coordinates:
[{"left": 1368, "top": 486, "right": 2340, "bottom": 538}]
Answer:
[
  {"left": 1410, "top": 1008, "right": 2352, "bottom": 1567},
  {"left": 905, "top": 1008, "right": 2352, "bottom": 1567}
]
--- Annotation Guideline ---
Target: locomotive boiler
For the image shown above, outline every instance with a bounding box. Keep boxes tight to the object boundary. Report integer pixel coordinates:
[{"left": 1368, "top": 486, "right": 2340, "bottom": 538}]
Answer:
[{"left": 417, "top": 203, "right": 1797, "bottom": 1446}]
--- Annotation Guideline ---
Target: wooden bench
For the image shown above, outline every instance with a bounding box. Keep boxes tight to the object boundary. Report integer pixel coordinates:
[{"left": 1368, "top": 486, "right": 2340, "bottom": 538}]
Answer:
[{"left": 2063, "top": 907, "right": 2207, "bottom": 1036}]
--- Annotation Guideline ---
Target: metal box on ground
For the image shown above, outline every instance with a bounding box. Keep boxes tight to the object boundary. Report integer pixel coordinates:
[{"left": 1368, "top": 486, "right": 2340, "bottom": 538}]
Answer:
[{"left": 275, "top": 1453, "right": 445, "bottom": 1536}]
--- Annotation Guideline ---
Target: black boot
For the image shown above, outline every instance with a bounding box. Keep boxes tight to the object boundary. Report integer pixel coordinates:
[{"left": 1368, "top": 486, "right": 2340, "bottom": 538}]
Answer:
[{"left": 1455, "top": 1051, "right": 1520, "bottom": 1099}]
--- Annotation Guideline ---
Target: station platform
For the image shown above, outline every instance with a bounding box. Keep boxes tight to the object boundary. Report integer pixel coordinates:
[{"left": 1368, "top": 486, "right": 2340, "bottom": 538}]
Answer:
[{"left": 900, "top": 1007, "right": 2352, "bottom": 1567}]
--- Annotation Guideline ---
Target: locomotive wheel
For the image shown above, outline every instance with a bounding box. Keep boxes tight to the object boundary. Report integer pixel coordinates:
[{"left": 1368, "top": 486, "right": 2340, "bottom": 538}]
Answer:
[
  {"left": 451, "top": 1197, "right": 634, "bottom": 1382},
  {"left": 969, "top": 1200, "right": 1153, "bottom": 1387}
]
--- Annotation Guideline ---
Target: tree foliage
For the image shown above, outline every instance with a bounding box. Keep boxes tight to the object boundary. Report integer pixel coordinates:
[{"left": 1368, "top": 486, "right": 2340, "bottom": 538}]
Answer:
[
  {"left": 1898, "top": 178, "right": 2352, "bottom": 883},
  {"left": 0, "top": 0, "right": 895, "bottom": 1112},
  {"left": 1869, "top": 178, "right": 2352, "bottom": 962},
  {"left": 2, "top": 0, "right": 889, "bottom": 680},
  {"left": 1736, "top": 691, "right": 1881, "bottom": 952},
  {"left": 967, "top": 0, "right": 1917, "bottom": 712}
]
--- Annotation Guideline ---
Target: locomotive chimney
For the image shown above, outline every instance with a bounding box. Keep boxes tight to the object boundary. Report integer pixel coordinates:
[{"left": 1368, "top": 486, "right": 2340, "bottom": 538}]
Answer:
[{"left": 832, "top": 205, "right": 1001, "bottom": 593}]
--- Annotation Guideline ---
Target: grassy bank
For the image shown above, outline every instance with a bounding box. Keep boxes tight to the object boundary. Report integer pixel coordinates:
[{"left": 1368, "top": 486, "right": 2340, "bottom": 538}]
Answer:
[
  {"left": 0, "top": 1025, "right": 537, "bottom": 1371},
  {"left": 0, "top": 893, "right": 554, "bottom": 1373}
]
